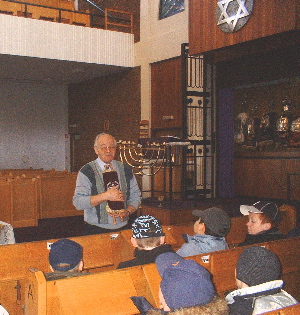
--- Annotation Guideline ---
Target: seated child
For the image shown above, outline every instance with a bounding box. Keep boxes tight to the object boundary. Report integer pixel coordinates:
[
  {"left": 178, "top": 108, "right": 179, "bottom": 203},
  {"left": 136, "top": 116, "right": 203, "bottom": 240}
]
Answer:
[
  {"left": 117, "top": 215, "right": 174, "bottom": 269},
  {"left": 238, "top": 201, "right": 285, "bottom": 247},
  {"left": 226, "top": 246, "right": 298, "bottom": 315},
  {"left": 45, "top": 238, "right": 84, "bottom": 280},
  {"left": 131, "top": 252, "right": 228, "bottom": 314},
  {"left": 176, "top": 207, "right": 231, "bottom": 257}
]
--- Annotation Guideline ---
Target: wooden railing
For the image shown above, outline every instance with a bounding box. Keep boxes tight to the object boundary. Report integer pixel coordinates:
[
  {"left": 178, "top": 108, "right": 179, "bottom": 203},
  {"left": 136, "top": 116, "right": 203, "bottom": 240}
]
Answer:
[
  {"left": 105, "top": 8, "right": 133, "bottom": 34},
  {"left": 0, "top": 0, "right": 134, "bottom": 33}
]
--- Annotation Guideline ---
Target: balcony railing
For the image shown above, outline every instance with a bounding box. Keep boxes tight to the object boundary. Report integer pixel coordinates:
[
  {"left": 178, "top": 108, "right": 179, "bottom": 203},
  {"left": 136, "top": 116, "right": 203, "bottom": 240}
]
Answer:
[{"left": 0, "top": 0, "right": 133, "bottom": 33}]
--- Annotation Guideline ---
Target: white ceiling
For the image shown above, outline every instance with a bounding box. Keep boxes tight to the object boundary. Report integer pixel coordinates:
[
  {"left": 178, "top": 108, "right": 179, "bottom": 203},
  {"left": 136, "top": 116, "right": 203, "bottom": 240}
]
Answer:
[{"left": 0, "top": 53, "right": 125, "bottom": 85}]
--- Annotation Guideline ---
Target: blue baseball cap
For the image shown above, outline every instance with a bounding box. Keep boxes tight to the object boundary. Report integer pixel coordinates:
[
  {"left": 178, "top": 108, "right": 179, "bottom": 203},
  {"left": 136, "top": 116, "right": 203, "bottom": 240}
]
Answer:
[
  {"left": 49, "top": 239, "right": 83, "bottom": 272},
  {"left": 155, "top": 252, "right": 215, "bottom": 310}
]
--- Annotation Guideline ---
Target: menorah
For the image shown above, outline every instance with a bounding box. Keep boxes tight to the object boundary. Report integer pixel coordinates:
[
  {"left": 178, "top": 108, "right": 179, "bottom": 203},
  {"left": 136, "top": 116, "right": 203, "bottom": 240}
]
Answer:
[
  {"left": 117, "top": 138, "right": 191, "bottom": 203},
  {"left": 117, "top": 140, "right": 168, "bottom": 176}
]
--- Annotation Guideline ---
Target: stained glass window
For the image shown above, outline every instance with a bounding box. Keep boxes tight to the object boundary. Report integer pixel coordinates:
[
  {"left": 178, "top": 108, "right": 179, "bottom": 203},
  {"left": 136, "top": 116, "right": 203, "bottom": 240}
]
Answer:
[{"left": 159, "top": 0, "right": 185, "bottom": 20}]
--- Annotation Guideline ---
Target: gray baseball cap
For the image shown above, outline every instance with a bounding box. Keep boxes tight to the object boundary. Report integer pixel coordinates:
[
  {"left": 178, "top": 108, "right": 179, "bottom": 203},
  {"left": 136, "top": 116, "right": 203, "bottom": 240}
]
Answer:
[{"left": 192, "top": 207, "right": 231, "bottom": 237}]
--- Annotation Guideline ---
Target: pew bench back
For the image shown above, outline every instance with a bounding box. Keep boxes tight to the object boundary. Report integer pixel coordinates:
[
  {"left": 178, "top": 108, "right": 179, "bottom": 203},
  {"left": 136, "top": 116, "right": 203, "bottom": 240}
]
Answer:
[
  {"left": 263, "top": 303, "right": 300, "bottom": 314},
  {"left": 19, "top": 236, "right": 300, "bottom": 315},
  {"left": 164, "top": 204, "right": 297, "bottom": 249},
  {"left": 0, "top": 232, "right": 135, "bottom": 314},
  {"left": 24, "top": 269, "right": 140, "bottom": 315}
]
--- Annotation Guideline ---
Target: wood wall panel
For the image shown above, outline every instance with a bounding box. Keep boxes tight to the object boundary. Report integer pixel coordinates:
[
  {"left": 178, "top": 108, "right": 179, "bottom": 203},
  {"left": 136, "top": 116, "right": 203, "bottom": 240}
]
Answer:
[
  {"left": 234, "top": 151, "right": 300, "bottom": 200},
  {"left": 151, "top": 57, "right": 182, "bottom": 136},
  {"left": 68, "top": 67, "right": 141, "bottom": 172},
  {"left": 189, "top": 0, "right": 299, "bottom": 55}
]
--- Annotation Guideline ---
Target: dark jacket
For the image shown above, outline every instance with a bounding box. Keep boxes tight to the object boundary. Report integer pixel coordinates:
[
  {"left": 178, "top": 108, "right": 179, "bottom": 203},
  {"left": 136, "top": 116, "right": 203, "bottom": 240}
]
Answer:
[
  {"left": 117, "top": 244, "right": 174, "bottom": 269},
  {"left": 238, "top": 227, "right": 285, "bottom": 247}
]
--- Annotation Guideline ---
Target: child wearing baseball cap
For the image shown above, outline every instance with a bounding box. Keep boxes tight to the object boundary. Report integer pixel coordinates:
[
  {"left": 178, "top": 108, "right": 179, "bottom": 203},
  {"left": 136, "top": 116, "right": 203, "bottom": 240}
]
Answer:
[
  {"left": 238, "top": 201, "right": 285, "bottom": 246},
  {"left": 45, "top": 238, "right": 84, "bottom": 280},
  {"left": 117, "top": 215, "right": 174, "bottom": 269},
  {"left": 131, "top": 252, "right": 228, "bottom": 314},
  {"left": 226, "top": 246, "right": 297, "bottom": 315},
  {"left": 176, "top": 207, "right": 231, "bottom": 257}
]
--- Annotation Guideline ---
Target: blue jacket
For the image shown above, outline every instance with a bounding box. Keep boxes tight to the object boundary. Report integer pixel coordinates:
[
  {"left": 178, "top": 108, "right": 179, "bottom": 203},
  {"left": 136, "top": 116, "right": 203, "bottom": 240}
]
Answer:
[{"left": 176, "top": 234, "right": 229, "bottom": 257}]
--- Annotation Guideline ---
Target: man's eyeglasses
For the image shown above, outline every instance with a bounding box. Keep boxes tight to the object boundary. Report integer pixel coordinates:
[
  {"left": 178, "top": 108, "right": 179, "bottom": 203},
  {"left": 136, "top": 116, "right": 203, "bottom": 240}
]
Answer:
[{"left": 98, "top": 145, "right": 117, "bottom": 151}]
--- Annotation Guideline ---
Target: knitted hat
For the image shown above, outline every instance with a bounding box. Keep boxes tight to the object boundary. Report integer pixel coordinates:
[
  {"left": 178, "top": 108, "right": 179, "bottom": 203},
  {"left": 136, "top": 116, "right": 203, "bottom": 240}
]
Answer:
[
  {"left": 236, "top": 246, "right": 281, "bottom": 286},
  {"left": 49, "top": 239, "right": 83, "bottom": 272},
  {"left": 132, "top": 215, "right": 165, "bottom": 239},
  {"left": 155, "top": 252, "right": 215, "bottom": 310},
  {"left": 192, "top": 207, "right": 231, "bottom": 237},
  {"left": 240, "top": 201, "right": 282, "bottom": 223}
]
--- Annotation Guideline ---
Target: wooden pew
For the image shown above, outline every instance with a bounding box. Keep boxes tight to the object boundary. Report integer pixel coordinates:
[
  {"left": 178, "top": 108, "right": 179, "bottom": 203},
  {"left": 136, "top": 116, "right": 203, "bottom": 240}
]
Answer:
[
  {"left": 127, "top": 265, "right": 158, "bottom": 307},
  {"left": 137, "top": 237, "right": 300, "bottom": 306},
  {"left": 24, "top": 268, "right": 140, "bottom": 315},
  {"left": 161, "top": 204, "right": 297, "bottom": 250},
  {"left": 225, "top": 204, "right": 297, "bottom": 246},
  {"left": 0, "top": 170, "right": 81, "bottom": 225},
  {"left": 0, "top": 177, "right": 39, "bottom": 228},
  {"left": 37, "top": 173, "right": 79, "bottom": 218},
  {"left": 0, "top": 232, "right": 134, "bottom": 314},
  {"left": 120, "top": 204, "right": 297, "bottom": 256},
  {"left": 12, "top": 177, "right": 39, "bottom": 227},
  {"left": 277, "top": 204, "right": 298, "bottom": 234},
  {"left": 18, "top": 236, "right": 300, "bottom": 315},
  {"left": 263, "top": 303, "right": 300, "bottom": 314},
  {"left": 132, "top": 237, "right": 300, "bottom": 303},
  {"left": 23, "top": 263, "right": 161, "bottom": 314},
  {"left": 266, "top": 236, "right": 300, "bottom": 301},
  {"left": 120, "top": 225, "right": 179, "bottom": 249},
  {"left": 22, "top": 257, "right": 300, "bottom": 315},
  {"left": 189, "top": 236, "right": 300, "bottom": 300},
  {"left": 0, "top": 178, "right": 13, "bottom": 224}
]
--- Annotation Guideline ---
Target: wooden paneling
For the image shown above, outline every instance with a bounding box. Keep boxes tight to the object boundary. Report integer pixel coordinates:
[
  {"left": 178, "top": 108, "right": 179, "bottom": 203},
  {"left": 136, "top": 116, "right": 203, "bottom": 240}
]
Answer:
[
  {"left": 234, "top": 150, "right": 300, "bottom": 199},
  {"left": 151, "top": 57, "right": 182, "bottom": 135},
  {"left": 68, "top": 67, "right": 141, "bottom": 172},
  {"left": 189, "top": 0, "right": 299, "bottom": 55},
  {"left": 11, "top": 178, "right": 38, "bottom": 228},
  {"left": 38, "top": 174, "right": 78, "bottom": 218}
]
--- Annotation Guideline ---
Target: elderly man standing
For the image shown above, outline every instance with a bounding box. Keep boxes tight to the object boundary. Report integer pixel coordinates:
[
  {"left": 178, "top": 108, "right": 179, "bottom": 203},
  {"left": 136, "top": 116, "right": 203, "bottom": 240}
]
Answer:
[{"left": 73, "top": 133, "right": 141, "bottom": 234}]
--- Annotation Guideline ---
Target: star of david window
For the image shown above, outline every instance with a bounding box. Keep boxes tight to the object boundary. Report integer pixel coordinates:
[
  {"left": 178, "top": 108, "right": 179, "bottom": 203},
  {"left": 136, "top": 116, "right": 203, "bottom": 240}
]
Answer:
[{"left": 159, "top": 0, "right": 185, "bottom": 20}]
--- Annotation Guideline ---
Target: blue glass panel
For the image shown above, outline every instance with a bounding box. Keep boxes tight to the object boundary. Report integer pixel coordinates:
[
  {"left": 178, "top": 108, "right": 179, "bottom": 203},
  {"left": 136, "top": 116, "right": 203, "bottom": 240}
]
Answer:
[{"left": 159, "top": 0, "right": 185, "bottom": 20}]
